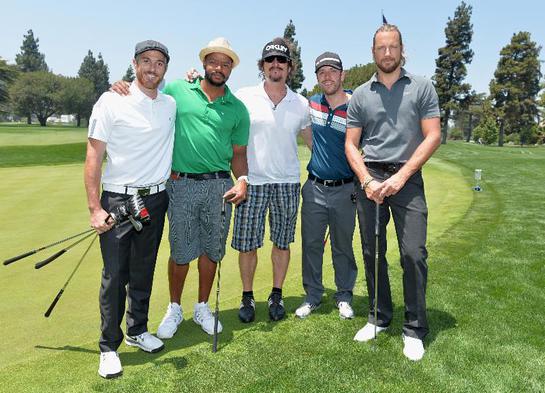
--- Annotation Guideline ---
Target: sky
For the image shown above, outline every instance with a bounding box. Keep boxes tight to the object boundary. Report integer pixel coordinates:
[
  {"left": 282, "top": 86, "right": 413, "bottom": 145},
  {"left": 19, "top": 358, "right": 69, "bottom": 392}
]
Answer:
[{"left": 1, "top": 0, "right": 543, "bottom": 95}]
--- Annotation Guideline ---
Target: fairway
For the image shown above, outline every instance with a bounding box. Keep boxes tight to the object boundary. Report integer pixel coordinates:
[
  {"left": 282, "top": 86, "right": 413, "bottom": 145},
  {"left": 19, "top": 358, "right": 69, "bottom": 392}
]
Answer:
[{"left": 1, "top": 130, "right": 544, "bottom": 392}]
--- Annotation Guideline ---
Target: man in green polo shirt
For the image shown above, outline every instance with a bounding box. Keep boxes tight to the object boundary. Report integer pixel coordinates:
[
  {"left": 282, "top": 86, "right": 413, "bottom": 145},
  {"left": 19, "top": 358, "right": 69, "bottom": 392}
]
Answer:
[{"left": 155, "top": 37, "right": 250, "bottom": 338}]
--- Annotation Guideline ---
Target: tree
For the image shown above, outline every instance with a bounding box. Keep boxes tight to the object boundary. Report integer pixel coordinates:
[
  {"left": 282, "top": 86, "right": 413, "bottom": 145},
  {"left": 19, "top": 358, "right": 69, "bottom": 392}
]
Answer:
[
  {"left": 15, "top": 29, "right": 48, "bottom": 72},
  {"left": 433, "top": 1, "right": 474, "bottom": 145},
  {"left": 283, "top": 19, "right": 304, "bottom": 91},
  {"left": 307, "top": 62, "right": 376, "bottom": 97},
  {"left": 60, "top": 77, "right": 95, "bottom": 127},
  {"left": 78, "top": 50, "right": 110, "bottom": 100},
  {"left": 10, "top": 71, "right": 63, "bottom": 126},
  {"left": 0, "top": 57, "right": 18, "bottom": 106},
  {"left": 490, "top": 32, "right": 542, "bottom": 146},
  {"left": 473, "top": 99, "right": 499, "bottom": 145},
  {"left": 122, "top": 65, "right": 135, "bottom": 82}
]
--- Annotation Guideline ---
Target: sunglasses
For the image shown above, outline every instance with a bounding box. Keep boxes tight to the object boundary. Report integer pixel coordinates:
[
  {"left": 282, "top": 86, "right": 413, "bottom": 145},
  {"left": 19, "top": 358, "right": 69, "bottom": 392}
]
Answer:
[{"left": 264, "top": 56, "right": 289, "bottom": 64}]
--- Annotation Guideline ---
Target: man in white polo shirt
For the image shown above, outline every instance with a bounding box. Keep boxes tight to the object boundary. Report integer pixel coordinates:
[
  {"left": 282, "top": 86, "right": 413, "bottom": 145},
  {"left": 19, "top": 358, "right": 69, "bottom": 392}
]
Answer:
[
  {"left": 233, "top": 37, "right": 311, "bottom": 323},
  {"left": 84, "top": 40, "right": 175, "bottom": 379}
]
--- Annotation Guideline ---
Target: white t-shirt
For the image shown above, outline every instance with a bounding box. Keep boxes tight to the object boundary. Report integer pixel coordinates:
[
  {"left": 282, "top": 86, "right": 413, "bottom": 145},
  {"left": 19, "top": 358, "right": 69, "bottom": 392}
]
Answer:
[
  {"left": 88, "top": 82, "right": 176, "bottom": 187},
  {"left": 235, "top": 82, "right": 311, "bottom": 185}
]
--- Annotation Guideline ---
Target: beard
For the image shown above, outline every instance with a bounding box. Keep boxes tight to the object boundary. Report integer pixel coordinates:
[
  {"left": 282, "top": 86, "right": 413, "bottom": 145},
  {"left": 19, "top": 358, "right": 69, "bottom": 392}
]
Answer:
[
  {"left": 376, "top": 56, "right": 402, "bottom": 74},
  {"left": 320, "top": 79, "right": 342, "bottom": 95},
  {"left": 205, "top": 70, "right": 227, "bottom": 87},
  {"left": 137, "top": 72, "right": 162, "bottom": 90}
]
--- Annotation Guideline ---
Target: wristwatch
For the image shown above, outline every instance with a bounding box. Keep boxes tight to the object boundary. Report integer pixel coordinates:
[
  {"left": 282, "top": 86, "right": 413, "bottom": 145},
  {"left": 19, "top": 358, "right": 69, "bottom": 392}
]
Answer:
[
  {"left": 237, "top": 175, "right": 249, "bottom": 185},
  {"left": 361, "top": 176, "right": 374, "bottom": 190}
]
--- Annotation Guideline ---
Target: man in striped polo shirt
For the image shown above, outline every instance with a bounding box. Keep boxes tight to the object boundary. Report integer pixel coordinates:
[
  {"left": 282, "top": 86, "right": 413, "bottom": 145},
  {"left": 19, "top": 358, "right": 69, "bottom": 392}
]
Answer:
[{"left": 295, "top": 52, "right": 358, "bottom": 320}]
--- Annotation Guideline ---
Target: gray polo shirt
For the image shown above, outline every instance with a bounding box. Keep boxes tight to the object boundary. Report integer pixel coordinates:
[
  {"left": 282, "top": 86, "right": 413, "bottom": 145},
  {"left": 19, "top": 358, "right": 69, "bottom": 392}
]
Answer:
[{"left": 346, "top": 68, "right": 439, "bottom": 163}]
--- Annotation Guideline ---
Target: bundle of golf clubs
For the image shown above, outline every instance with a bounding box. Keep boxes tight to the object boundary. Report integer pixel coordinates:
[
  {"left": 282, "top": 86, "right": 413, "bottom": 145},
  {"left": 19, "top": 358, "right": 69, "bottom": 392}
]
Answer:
[{"left": 3, "top": 194, "right": 151, "bottom": 318}]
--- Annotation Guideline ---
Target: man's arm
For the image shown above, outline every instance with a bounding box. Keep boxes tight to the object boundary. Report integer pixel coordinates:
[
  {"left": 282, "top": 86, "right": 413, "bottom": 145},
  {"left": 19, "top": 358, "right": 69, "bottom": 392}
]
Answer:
[
  {"left": 299, "top": 126, "right": 312, "bottom": 150},
  {"left": 378, "top": 117, "right": 441, "bottom": 200},
  {"left": 224, "top": 144, "right": 248, "bottom": 205},
  {"left": 84, "top": 138, "right": 114, "bottom": 233}
]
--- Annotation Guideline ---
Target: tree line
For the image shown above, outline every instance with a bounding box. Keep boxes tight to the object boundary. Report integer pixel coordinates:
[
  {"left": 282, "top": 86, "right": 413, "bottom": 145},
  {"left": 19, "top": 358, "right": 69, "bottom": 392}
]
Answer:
[{"left": 1, "top": 8, "right": 544, "bottom": 143}]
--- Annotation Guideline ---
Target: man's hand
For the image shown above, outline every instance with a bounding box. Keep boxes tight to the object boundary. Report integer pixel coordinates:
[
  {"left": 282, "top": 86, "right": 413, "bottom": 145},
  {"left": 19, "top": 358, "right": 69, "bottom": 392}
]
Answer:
[
  {"left": 365, "top": 179, "right": 384, "bottom": 204},
  {"left": 223, "top": 181, "right": 247, "bottom": 205},
  {"left": 90, "top": 208, "right": 114, "bottom": 234},
  {"left": 110, "top": 80, "right": 131, "bottom": 96},
  {"left": 378, "top": 172, "right": 409, "bottom": 200},
  {"left": 185, "top": 68, "right": 201, "bottom": 82}
]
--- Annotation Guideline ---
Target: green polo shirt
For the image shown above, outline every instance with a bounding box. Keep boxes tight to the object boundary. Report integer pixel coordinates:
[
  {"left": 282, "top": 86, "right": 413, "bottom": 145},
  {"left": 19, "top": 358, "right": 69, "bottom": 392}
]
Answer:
[{"left": 163, "top": 78, "right": 250, "bottom": 173}]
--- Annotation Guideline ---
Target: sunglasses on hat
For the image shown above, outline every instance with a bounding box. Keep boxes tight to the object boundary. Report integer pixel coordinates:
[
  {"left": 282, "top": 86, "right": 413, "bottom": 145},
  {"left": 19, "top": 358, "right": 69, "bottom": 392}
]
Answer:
[{"left": 264, "top": 56, "right": 289, "bottom": 64}]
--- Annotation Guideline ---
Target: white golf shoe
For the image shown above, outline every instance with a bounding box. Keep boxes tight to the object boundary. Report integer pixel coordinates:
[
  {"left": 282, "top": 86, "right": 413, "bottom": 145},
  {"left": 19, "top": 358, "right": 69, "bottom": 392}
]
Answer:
[
  {"left": 98, "top": 351, "right": 122, "bottom": 379},
  {"left": 125, "top": 332, "right": 164, "bottom": 353},
  {"left": 402, "top": 334, "right": 425, "bottom": 361},
  {"left": 193, "top": 302, "right": 222, "bottom": 335},
  {"left": 294, "top": 302, "right": 320, "bottom": 319},
  {"left": 353, "top": 322, "right": 388, "bottom": 342},
  {"left": 337, "top": 301, "right": 355, "bottom": 319},
  {"left": 157, "top": 302, "right": 183, "bottom": 339}
]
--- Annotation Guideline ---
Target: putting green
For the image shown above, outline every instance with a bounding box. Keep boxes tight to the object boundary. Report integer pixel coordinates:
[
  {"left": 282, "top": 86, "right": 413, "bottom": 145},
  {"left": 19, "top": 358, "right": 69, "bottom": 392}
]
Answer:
[
  {"left": 0, "top": 125, "right": 87, "bottom": 146},
  {"left": 0, "top": 152, "right": 472, "bottom": 390}
]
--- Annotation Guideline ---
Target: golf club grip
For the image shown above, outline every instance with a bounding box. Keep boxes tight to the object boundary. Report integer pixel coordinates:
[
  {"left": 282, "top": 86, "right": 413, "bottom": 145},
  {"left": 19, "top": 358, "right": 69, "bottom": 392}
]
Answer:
[
  {"left": 44, "top": 289, "right": 64, "bottom": 318},
  {"left": 3, "top": 250, "right": 36, "bottom": 265},
  {"left": 35, "top": 250, "right": 66, "bottom": 269}
]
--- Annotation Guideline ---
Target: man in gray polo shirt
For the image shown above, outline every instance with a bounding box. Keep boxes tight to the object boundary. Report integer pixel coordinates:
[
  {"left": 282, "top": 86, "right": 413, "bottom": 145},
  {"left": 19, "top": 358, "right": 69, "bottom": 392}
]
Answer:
[{"left": 345, "top": 24, "right": 441, "bottom": 361}]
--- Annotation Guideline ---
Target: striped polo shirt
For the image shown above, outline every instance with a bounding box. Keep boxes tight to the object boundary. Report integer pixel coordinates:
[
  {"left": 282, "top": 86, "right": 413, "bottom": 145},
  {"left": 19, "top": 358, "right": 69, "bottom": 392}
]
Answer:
[{"left": 307, "top": 91, "right": 354, "bottom": 180}]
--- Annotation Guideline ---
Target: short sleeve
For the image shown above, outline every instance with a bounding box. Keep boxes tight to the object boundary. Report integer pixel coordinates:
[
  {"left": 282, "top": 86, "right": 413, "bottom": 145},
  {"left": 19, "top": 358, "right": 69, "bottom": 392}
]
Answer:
[
  {"left": 88, "top": 93, "right": 113, "bottom": 142},
  {"left": 346, "top": 88, "right": 365, "bottom": 129},
  {"left": 418, "top": 79, "right": 440, "bottom": 119}
]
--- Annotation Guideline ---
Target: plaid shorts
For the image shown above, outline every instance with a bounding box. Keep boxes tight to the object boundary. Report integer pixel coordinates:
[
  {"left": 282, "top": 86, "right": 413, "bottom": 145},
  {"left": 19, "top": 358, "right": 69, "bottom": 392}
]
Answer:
[
  {"left": 232, "top": 183, "right": 300, "bottom": 252},
  {"left": 166, "top": 177, "right": 233, "bottom": 265}
]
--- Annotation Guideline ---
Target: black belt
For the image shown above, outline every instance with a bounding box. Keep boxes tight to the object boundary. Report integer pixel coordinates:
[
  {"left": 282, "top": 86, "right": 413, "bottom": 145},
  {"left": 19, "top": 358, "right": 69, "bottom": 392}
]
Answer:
[
  {"left": 171, "top": 171, "right": 230, "bottom": 181},
  {"left": 365, "top": 162, "right": 405, "bottom": 174},
  {"left": 308, "top": 173, "right": 354, "bottom": 187}
]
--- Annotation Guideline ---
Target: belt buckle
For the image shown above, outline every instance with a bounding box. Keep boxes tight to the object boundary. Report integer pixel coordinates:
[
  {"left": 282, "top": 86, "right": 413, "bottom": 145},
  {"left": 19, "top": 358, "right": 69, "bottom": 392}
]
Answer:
[
  {"left": 323, "top": 179, "right": 334, "bottom": 187},
  {"left": 138, "top": 188, "right": 150, "bottom": 197}
]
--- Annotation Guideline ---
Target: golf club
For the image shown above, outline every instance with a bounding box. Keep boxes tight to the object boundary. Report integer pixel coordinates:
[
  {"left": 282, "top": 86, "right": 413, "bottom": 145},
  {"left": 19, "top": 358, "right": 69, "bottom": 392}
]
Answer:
[
  {"left": 3, "top": 228, "right": 95, "bottom": 266},
  {"left": 212, "top": 195, "right": 227, "bottom": 353},
  {"left": 35, "top": 231, "right": 96, "bottom": 270},
  {"left": 373, "top": 201, "right": 380, "bottom": 349},
  {"left": 323, "top": 228, "right": 330, "bottom": 246},
  {"left": 44, "top": 233, "right": 98, "bottom": 318}
]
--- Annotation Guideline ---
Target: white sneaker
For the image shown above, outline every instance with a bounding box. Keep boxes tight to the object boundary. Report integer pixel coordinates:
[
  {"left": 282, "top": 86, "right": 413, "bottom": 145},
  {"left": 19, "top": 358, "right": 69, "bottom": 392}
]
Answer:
[
  {"left": 294, "top": 302, "right": 320, "bottom": 319},
  {"left": 353, "top": 322, "right": 388, "bottom": 342},
  {"left": 157, "top": 302, "right": 183, "bottom": 339},
  {"left": 337, "top": 301, "right": 354, "bottom": 319},
  {"left": 98, "top": 351, "right": 122, "bottom": 379},
  {"left": 193, "top": 302, "right": 222, "bottom": 335},
  {"left": 125, "top": 331, "right": 164, "bottom": 353},
  {"left": 402, "top": 334, "right": 425, "bottom": 361}
]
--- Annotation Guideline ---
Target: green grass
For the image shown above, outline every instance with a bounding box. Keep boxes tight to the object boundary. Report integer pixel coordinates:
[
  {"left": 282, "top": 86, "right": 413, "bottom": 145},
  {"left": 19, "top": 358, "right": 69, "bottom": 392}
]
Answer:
[
  {"left": 0, "top": 124, "right": 87, "bottom": 146},
  {"left": 0, "top": 126, "right": 543, "bottom": 392}
]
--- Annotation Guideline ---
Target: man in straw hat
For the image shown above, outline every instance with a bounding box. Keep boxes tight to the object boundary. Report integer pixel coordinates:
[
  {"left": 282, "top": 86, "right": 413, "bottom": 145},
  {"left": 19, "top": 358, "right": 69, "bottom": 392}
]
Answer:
[{"left": 154, "top": 37, "right": 250, "bottom": 338}]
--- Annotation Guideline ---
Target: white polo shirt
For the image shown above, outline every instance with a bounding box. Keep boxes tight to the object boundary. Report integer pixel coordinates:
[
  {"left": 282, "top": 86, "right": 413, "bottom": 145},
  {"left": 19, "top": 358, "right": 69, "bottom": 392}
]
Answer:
[
  {"left": 236, "top": 82, "right": 310, "bottom": 185},
  {"left": 88, "top": 82, "right": 176, "bottom": 187}
]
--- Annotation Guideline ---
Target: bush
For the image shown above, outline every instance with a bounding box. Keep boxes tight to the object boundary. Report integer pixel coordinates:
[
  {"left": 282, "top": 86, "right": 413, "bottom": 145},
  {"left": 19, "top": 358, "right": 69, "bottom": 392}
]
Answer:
[
  {"left": 519, "top": 125, "right": 539, "bottom": 145},
  {"left": 505, "top": 133, "right": 520, "bottom": 145},
  {"left": 448, "top": 127, "right": 464, "bottom": 140},
  {"left": 473, "top": 116, "right": 498, "bottom": 145}
]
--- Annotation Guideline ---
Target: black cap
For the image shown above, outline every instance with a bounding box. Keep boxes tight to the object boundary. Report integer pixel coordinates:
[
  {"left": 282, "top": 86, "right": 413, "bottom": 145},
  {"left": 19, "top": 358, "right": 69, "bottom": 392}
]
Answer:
[
  {"left": 315, "top": 52, "right": 343, "bottom": 73},
  {"left": 134, "top": 40, "right": 170, "bottom": 63},
  {"left": 262, "top": 38, "right": 291, "bottom": 60}
]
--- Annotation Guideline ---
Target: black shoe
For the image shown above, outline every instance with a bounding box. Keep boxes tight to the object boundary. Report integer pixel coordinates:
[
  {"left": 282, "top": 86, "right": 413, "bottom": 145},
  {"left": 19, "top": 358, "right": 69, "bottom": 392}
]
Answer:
[
  {"left": 268, "top": 292, "right": 285, "bottom": 321},
  {"left": 238, "top": 295, "right": 255, "bottom": 323}
]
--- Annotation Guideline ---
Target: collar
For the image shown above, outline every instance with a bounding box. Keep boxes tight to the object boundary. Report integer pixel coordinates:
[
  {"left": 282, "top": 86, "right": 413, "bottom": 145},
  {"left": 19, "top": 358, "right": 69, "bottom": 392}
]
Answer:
[
  {"left": 190, "top": 77, "right": 234, "bottom": 103},
  {"left": 319, "top": 89, "right": 352, "bottom": 110},
  {"left": 259, "top": 81, "right": 296, "bottom": 102},
  {"left": 370, "top": 67, "right": 410, "bottom": 85},
  {"left": 130, "top": 81, "right": 164, "bottom": 102}
]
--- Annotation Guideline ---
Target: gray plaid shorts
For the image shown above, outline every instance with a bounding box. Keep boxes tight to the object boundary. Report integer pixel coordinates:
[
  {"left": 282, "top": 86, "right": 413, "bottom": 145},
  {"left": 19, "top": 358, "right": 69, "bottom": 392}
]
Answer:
[
  {"left": 166, "top": 177, "right": 233, "bottom": 264},
  {"left": 232, "top": 183, "right": 300, "bottom": 252}
]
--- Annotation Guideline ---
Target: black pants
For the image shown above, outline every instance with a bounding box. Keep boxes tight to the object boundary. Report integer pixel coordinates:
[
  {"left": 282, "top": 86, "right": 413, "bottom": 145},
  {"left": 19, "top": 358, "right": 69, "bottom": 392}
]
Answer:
[
  {"left": 98, "top": 190, "right": 168, "bottom": 352},
  {"left": 356, "top": 169, "right": 429, "bottom": 339}
]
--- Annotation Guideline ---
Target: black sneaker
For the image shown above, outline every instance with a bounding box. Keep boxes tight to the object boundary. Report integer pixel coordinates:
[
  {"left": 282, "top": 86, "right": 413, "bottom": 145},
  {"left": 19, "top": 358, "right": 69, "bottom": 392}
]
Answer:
[
  {"left": 238, "top": 295, "right": 255, "bottom": 323},
  {"left": 268, "top": 292, "right": 285, "bottom": 321}
]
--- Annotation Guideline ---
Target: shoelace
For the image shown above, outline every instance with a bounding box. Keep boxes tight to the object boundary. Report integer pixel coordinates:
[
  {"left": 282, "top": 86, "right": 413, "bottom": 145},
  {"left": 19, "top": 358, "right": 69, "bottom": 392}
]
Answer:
[
  {"left": 240, "top": 297, "right": 255, "bottom": 309},
  {"left": 197, "top": 306, "right": 213, "bottom": 321},
  {"left": 268, "top": 293, "right": 283, "bottom": 306}
]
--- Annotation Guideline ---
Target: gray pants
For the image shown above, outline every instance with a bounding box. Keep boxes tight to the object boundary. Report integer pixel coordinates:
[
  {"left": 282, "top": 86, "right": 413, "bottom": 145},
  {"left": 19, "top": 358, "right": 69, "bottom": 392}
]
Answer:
[
  {"left": 301, "top": 179, "right": 357, "bottom": 305},
  {"left": 98, "top": 191, "right": 168, "bottom": 352},
  {"left": 356, "top": 169, "right": 429, "bottom": 339}
]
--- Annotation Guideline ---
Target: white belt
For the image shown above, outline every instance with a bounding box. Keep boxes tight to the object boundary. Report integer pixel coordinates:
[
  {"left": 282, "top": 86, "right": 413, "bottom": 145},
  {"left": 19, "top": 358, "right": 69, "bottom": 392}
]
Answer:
[{"left": 102, "top": 183, "right": 166, "bottom": 196}]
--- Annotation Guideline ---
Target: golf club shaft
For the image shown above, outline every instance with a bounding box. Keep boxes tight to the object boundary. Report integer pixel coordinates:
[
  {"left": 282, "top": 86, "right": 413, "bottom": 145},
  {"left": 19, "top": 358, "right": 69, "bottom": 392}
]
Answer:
[
  {"left": 35, "top": 231, "right": 96, "bottom": 269},
  {"left": 323, "top": 228, "right": 330, "bottom": 246},
  {"left": 374, "top": 202, "right": 380, "bottom": 344},
  {"left": 212, "top": 197, "right": 227, "bottom": 353},
  {"left": 44, "top": 233, "right": 98, "bottom": 318},
  {"left": 3, "top": 228, "right": 95, "bottom": 266}
]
